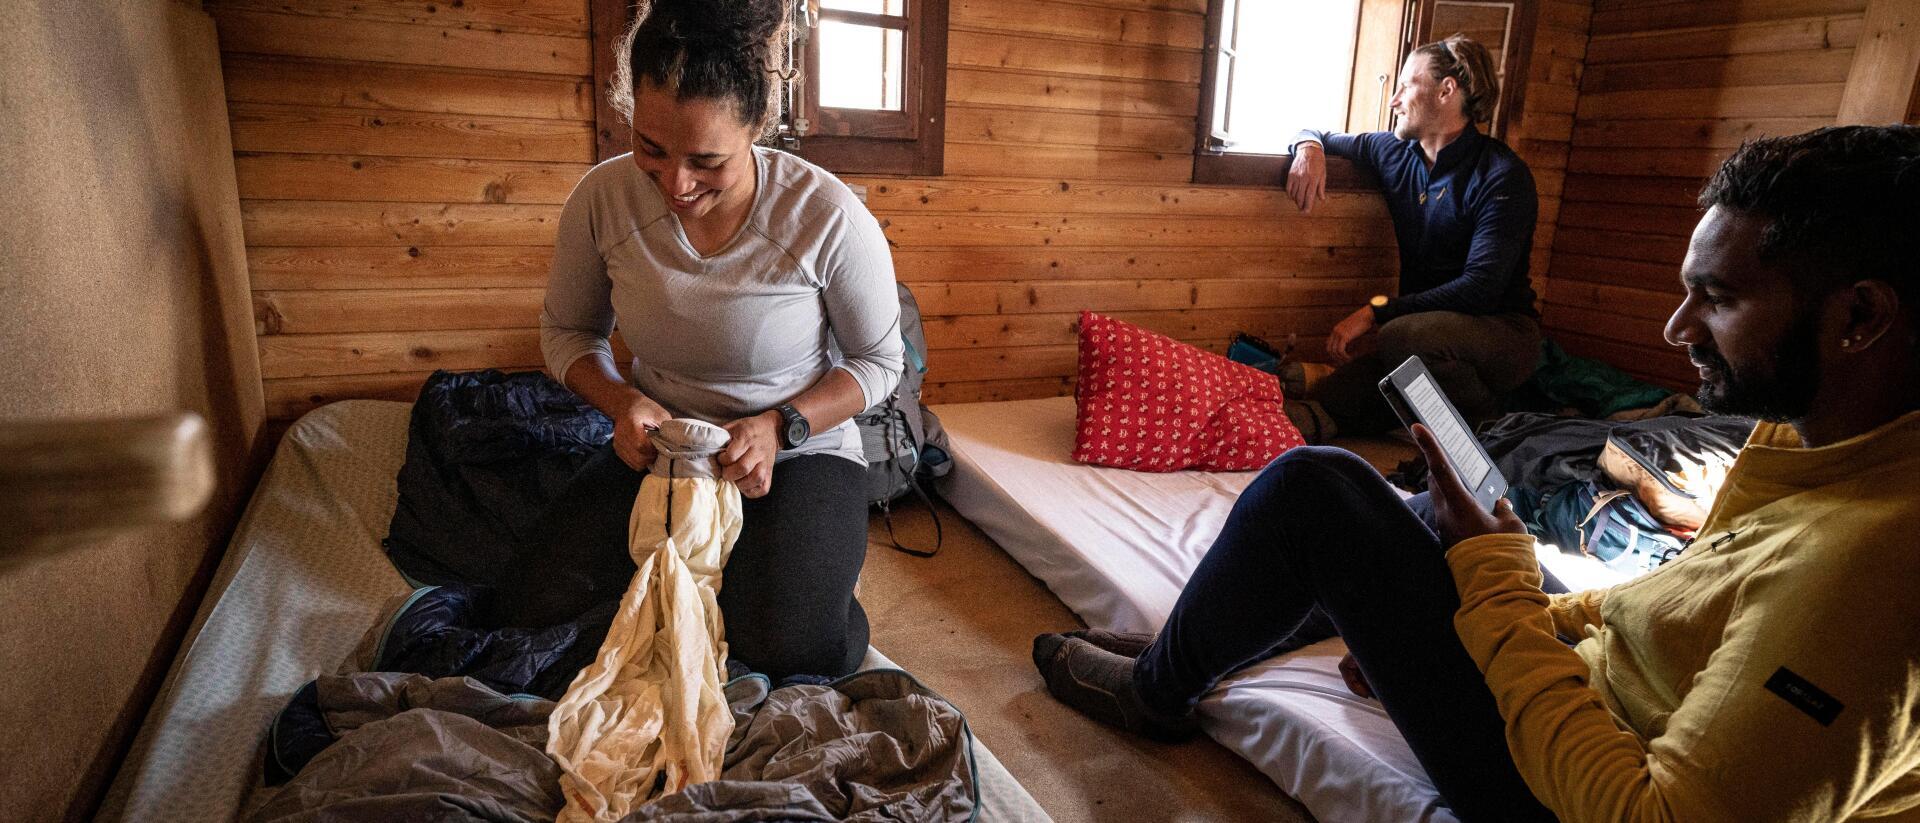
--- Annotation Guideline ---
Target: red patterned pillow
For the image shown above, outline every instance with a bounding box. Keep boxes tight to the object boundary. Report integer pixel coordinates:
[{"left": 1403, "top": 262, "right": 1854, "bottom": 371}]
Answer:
[{"left": 1072, "top": 312, "right": 1305, "bottom": 472}]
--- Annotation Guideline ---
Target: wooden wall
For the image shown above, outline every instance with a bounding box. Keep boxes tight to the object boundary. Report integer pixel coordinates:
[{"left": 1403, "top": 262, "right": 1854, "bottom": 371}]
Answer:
[
  {"left": 851, "top": 0, "right": 1591, "bottom": 404},
  {"left": 225, "top": 0, "right": 1587, "bottom": 421},
  {"left": 208, "top": 0, "right": 598, "bottom": 420},
  {"left": 852, "top": 0, "right": 1381, "bottom": 403},
  {"left": 1511, "top": 1, "right": 1595, "bottom": 320},
  {"left": 1, "top": 2, "right": 264, "bottom": 819},
  {"left": 1545, "top": 0, "right": 1872, "bottom": 387},
  {"left": 1911, "top": 61, "right": 1920, "bottom": 122},
  {"left": 1905, "top": 7, "right": 1920, "bottom": 124},
  {"left": 1902, "top": 11, "right": 1920, "bottom": 126}
]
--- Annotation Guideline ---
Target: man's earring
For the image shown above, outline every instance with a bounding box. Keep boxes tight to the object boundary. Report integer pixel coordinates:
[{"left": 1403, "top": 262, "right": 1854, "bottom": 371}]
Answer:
[{"left": 1841, "top": 338, "right": 1853, "bottom": 348}]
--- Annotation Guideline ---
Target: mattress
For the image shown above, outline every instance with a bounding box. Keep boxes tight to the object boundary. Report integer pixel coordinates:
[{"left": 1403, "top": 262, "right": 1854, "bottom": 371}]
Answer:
[
  {"left": 99, "top": 399, "right": 1048, "bottom": 822},
  {"left": 934, "top": 396, "right": 1628, "bottom": 823}
]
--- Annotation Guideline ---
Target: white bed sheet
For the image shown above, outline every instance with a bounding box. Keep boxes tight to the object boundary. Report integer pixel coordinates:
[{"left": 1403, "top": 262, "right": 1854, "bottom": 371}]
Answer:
[
  {"left": 934, "top": 397, "right": 1627, "bottom": 823},
  {"left": 100, "top": 399, "right": 1047, "bottom": 822}
]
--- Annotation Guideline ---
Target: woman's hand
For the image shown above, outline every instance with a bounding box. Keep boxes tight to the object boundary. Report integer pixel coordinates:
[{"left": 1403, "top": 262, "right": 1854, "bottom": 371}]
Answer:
[
  {"left": 719, "top": 410, "right": 782, "bottom": 498},
  {"left": 1412, "top": 423, "right": 1527, "bottom": 549},
  {"left": 610, "top": 393, "right": 669, "bottom": 471}
]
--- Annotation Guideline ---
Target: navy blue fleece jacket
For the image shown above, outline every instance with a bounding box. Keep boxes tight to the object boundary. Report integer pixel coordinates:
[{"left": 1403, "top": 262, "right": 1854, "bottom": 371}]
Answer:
[{"left": 1294, "top": 126, "right": 1539, "bottom": 323}]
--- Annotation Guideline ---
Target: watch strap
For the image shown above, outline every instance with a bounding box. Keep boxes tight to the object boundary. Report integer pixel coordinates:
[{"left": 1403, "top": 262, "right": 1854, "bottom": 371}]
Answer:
[{"left": 776, "top": 403, "right": 808, "bottom": 449}]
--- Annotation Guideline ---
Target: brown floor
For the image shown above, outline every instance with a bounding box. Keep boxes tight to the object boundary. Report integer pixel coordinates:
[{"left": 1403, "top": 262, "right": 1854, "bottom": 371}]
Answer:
[{"left": 858, "top": 436, "right": 1417, "bottom": 823}]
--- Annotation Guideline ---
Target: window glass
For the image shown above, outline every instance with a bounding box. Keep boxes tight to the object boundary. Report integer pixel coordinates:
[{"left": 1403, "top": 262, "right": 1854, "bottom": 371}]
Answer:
[
  {"left": 817, "top": 21, "right": 904, "bottom": 111},
  {"left": 1216, "top": 0, "right": 1361, "bottom": 154},
  {"left": 821, "top": 0, "right": 904, "bottom": 14}
]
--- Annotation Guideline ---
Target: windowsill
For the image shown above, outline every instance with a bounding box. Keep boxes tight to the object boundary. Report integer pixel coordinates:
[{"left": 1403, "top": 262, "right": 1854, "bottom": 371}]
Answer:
[
  {"left": 794, "top": 133, "right": 943, "bottom": 177},
  {"left": 1192, "top": 151, "right": 1379, "bottom": 190}
]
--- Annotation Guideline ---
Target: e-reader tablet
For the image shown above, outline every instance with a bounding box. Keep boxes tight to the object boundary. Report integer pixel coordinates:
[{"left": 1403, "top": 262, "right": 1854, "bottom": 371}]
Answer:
[{"left": 1378, "top": 356, "right": 1509, "bottom": 512}]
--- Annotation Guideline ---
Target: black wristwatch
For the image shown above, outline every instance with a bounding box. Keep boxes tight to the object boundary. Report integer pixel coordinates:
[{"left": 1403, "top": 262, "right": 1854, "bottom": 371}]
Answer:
[{"left": 774, "top": 403, "right": 810, "bottom": 449}]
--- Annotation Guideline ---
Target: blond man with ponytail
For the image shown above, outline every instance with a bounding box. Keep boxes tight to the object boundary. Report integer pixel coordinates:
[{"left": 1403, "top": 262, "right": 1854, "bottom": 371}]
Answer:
[{"left": 1281, "top": 35, "right": 1544, "bottom": 444}]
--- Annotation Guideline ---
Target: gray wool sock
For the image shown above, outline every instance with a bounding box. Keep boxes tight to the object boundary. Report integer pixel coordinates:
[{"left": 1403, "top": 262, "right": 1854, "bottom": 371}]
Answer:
[
  {"left": 1062, "top": 628, "right": 1157, "bottom": 658},
  {"left": 1032, "top": 634, "right": 1198, "bottom": 742},
  {"left": 1283, "top": 398, "right": 1338, "bottom": 444}
]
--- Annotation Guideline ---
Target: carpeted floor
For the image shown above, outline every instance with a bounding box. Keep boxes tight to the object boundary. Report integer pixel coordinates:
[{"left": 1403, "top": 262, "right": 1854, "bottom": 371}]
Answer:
[
  {"left": 860, "top": 500, "right": 1314, "bottom": 822},
  {"left": 858, "top": 436, "right": 1418, "bottom": 822}
]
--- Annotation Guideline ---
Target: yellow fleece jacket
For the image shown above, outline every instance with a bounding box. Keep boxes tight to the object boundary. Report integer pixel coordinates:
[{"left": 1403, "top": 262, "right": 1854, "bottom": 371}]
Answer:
[{"left": 1446, "top": 411, "right": 1920, "bottom": 823}]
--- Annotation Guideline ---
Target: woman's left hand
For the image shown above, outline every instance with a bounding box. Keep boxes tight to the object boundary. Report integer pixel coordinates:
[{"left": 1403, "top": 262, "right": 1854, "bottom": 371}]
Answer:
[{"left": 719, "top": 411, "right": 782, "bottom": 498}]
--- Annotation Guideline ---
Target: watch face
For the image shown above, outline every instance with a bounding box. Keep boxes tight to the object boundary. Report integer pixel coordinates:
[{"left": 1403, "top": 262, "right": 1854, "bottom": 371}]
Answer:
[{"left": 785, "top": 417, "right": 808, "bottom": 446}]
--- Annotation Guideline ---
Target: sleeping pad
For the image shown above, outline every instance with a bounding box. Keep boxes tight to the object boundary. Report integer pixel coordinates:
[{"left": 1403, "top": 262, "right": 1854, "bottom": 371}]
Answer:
[{"left": 258, "top": 372, "right": 980, "bottom": 820}]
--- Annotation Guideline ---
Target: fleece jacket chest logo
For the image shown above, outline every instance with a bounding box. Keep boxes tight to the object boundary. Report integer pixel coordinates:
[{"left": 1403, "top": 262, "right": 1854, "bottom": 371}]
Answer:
[{"left": 1764, "top": 666, "right": 1844, "bottom": 727}]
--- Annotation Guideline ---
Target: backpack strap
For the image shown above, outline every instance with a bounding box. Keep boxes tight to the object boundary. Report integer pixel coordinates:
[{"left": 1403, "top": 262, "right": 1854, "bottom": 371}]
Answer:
[
  {"left": 878, "top": 477, "right": 944, "bottom": 558},
  {"left": 1575, "top": 489, "right": 1633, "bottom": 557},
  {"left": 902, "top": 333, "right": 927, "bottom": 375},
  {"left": 877, "top": 397, "right": 943, "bottom": 557},
  {"left": 891, "top": 348, "right": 932, "bottom": 455}
]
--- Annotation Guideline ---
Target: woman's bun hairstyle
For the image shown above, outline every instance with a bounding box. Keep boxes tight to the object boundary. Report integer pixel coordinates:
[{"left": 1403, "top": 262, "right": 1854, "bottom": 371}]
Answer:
[
  {"left": 650, "top": 0, "right": 783, "bottom": 50},
  {"left": 611, "top": 0, "right": 789, "bottom": 136}
]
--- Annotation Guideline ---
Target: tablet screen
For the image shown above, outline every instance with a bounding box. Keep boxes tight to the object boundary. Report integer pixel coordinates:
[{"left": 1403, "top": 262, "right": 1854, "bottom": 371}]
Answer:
[{"left": 1404, "top": 373, "right": 1490, "bottom": 487}]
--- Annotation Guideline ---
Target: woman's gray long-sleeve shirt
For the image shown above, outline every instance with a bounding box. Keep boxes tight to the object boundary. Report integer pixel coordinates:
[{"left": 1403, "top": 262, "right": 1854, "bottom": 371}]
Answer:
[{"left": 540, "top": 146, "right": 904, "bottom": 465}]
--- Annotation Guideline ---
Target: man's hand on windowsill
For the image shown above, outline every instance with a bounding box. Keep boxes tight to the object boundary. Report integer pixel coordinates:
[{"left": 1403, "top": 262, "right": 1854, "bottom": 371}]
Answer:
[{"left": 1285, "top": 141, "right": 1329, "bottom": 214}]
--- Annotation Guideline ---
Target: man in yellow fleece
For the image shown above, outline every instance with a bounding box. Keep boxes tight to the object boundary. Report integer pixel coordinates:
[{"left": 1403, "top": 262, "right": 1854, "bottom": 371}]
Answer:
[{"left": 1035, "top": 124, "right": 1920, "bottom": 822}]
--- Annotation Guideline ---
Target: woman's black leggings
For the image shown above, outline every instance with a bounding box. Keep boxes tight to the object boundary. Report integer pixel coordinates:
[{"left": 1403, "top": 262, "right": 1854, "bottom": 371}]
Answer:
[{"left": 493, "top": 446, "right": 871, "bottom": 681}]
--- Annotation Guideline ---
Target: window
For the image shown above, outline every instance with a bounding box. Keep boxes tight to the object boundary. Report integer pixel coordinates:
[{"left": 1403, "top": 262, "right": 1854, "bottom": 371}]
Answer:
[
  {"left": 1207, "top": 0, "right": 1365, "bottom": 155},
  {"left": 589, "top": 0, "right": 947, "bottom": 176},
  {"left": 811, "top": 1, "right": 906, "bottom": 112},
  {"left": 1193, "top": 0, "right": 1534, "bottom": 187},
  {"left": 785, "top": 0, "right": 947, "bottom": 175}
]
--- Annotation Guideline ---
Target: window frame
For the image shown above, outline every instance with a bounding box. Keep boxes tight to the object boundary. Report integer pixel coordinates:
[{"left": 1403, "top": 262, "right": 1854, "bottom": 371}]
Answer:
[
  {"left": 589, "top": 0, "right": 947, "bottom": 176},
  {"left": 1414, "top": 0, "right": 1538, "bottom": 141},
  {"left": 1191, "top": 0, "right": 1535, "bottom": 188},
  {"left": 794, "top": 0, "right": 947, "bottom": 175}
]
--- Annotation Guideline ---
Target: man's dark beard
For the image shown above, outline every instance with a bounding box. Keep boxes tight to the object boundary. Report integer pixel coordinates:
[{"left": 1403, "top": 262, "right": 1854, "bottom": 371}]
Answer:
[{"left": 1691, "top": 312, "right": 1822, "bottom": 421}]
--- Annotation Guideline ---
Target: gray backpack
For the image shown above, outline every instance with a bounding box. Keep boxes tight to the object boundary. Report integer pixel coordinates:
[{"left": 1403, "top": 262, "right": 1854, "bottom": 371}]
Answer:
[{"left": 851, "top": 283, "right": 951, "bottom": 556}]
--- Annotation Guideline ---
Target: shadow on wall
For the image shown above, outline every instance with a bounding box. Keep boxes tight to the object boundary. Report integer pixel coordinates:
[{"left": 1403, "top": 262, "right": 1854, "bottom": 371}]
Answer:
[{"left": 1, "top": 1, "right": 264, "bottom": 820}]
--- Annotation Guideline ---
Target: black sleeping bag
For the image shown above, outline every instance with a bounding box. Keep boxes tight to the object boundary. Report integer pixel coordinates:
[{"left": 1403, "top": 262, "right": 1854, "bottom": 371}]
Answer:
[
  {"left": 266, "top": 584, "right": 616, "bottom": 784},
  {"left": 1476, "top": 412, "right": 1754, "bottom": 501},
  {"left": 269, "top": 371, "right": 623, "bottom": 786},
  {"left": 383, "top": 369, "right": 613, "bottom": 588}
]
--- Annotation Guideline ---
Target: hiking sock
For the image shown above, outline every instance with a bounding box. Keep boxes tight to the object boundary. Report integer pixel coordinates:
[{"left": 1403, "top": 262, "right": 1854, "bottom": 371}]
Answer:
[
  {"left": 1032, "top": 634, "right": 1199, "bottom": 742},
  {"left": 1283, "top": 398, "right": 1339, "bottom": 444},
  {"left": 1062, "top": 628, "right": 1156, "bottom": 658},
  {"left": 1277, "top": 360, "right": 1309, "bottom": 398}
]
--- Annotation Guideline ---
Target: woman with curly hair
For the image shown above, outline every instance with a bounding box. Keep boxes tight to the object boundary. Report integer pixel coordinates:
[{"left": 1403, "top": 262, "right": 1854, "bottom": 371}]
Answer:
[{"left": 502, "top": 0, "right": 903, "bottom": 682}]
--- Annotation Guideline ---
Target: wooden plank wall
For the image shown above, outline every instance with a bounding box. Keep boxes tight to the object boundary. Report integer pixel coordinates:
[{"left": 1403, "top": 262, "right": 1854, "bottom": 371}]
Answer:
[
  {"left": 851, "top": 0, "right": 1591, "bottom": 404},
  {"left": 1912, "top": 58, "right": 1920, "bottom": 121},
  {"left": 851, "top": 0, "right": 1389, "bottom": 403},
  {"left": 208, "top": 0, "right": 596, "bottom": 420},
  {"left": 1546, "top": 0, "right": 1870, "bottom": 388},
  {"left": 221, "top": 0, "right": 1587, "bottom": 421},
  {"left": 1511, "top": 1, "right": 1595, "bottom": 323}
]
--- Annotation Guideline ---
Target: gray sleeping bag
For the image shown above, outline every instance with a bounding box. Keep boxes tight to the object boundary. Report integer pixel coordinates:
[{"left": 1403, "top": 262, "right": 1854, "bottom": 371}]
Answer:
[{"left": 250, "top": 669, "right": 977, "bottom": 822}]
